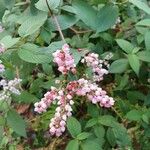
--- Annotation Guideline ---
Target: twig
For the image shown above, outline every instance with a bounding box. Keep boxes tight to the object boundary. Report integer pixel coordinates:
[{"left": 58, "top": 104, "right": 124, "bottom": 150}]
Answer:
[
  {"left": 16, "top": 67, "right": 23, "bottom": 91},
  {"left": 70, "top": 27, "right": 92, "bottom": 34},
  {"left": 45, "top": 0, "right": 66, "bottom": 43}
]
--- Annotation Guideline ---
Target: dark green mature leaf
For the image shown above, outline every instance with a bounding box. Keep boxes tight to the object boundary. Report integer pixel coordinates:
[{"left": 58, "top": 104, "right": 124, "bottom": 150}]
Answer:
[
  {"left": 18, "top": 9, "right": 47, "bottom": 37},
  {"left": 77, "top": 132, "right": 91, "bottom": 140},
  {"left": 136, "top": 19, "right": 150, "bottom": 26},
  {"left": 13, "top": 91, "right": 39, "bottom": 103},
  {"left": 18, "top": 44, "right": 51, "bottom": 64},
  {"left": 47, "top": 14, "right": 79, "bottom": 31},
  {"left": 7, "top": 110, "right": 26, "bottom": 137},
  {"left": 129, "top": 0, "right": 150, "bottom": 15},
  {"left": 137, "top": 51, "right": 150, "bottom": 62},
  {"left": 0, "top": 35, "right": 20, "bottom": 48},
  {"left": 0, "top": 1, "right": 6, "bottom": 20},
  {"left": 116, "top": 39, "right": 134, "bottom": 53},
  {"left": 66, "top": 139, "right": 79, "bottom": 150},
  {"left": 145, "top": 31, "right": 150, "bottom": 50},
  {"left": 82, "top": 139, "right": 102, "bottom": 150},
  {"left": 98, "top": 115, "right": 116, "bottom": 127},
  {"left": 72, "top": 0, "right": 97, "bottom": 29},
  {"left": 126, "top": 109, "right": 142, "bottom": 121},
  {"left": 128, "top": 54, "right": 140, "bottom": 75},
  {"left": 35, "top": 0, "right": 61, "bottom": 12},
  {"left": 107, "top": 128, "right": 116, "bottom": 147},
  {"left": 96, "top": 4, "right": 119, "bottom": 32},
  {"left": 67, "top": 117, "right": 82, "bottom": 138},
  {"left": 112, "top": 123, "right": 131, "bottom": 148},
  {"left": 3, "top": 0, "right": 15, "bottom": 9},
  {"left": 94, "top": 125, "right": 105, "bottom": 139},
  {"left": 109, "top": 59, "right": 129, "bottom": 73}
]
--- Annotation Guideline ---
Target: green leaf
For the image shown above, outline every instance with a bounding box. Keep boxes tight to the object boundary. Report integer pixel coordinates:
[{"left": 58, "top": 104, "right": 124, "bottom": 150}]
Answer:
[
  {"left": 126, "top": 109, "right": 142, "bottom": 121},
  {"left": 136, "top": 19, "right": 150, "bottom": 26},
  {"left": 112, "top": 123, "right": 131, "bottom": 148},
  {"left": 128, "top": 54, "right": 140, "bottom": 75},
  {"left": 13, "top": 91, "right": 39, "bottom": 104},
  {"left": 18, "top": 44, "right": 51, "bottom": 64},
  {"left": 82, "top": 139, "right": 102, "bottom": 150},
  {"left": 77, "top": 132, "right": 91, "bottom": 140},
  {"left": 0, "top": 1, "right": 6, "bottom": 21},
  {"left": 35, "top": 0, "right": 61, "bottom": 12},
  {"left": 3, "top": 0, "right": 15, "bottom": 10},
  {"left": 145, "top": 31, "right": 150, "bottom": 50},
  {"left": 129, "top": 0, "right": 150, "bottom": 15},
  {"left": 96, "top": 4, "right": 119, "bottom": 32},
  {"left": 66, "top": 139, "right": 79, "bottom": 150},
  {"left": 98, "top": 115, "right": 116, "bottom": 127},
  {"left": 109, "top": 59, "right": 129, "bottom": 73},
  {"left": 106, "top": 128, "right": 116, "bottom": 147},
  {"left": 94, "top": 125, "right": 105, "bottom": 139},
  {"left": 137, "top": 51, "right": 150, "bottom": 62},
  {"left": 0, "top": 35, "right": 20, "bottom": 49},
  {"left": 7, "top": 110, "right": 26, "bottom": 137},
  {"left": 116, "top": 39, "right": 134, "bottom": 53},
  {"left": 72, "top": 0, "right": 97, "bottom": 29},
  {"left": 67, "top": 117, "right": 81, "bottom": 138},
  {"left": 47, "top": 14, "right": 79, "bottom": 31},
  {"left": 87, "top": 103, "right": 99, "bottom": 117},
  {"left": 18, "top": 9, "right": 47, "bottom": 37},
  {"left": 85, "top": 118, "right": 98, "bottom": 128}
]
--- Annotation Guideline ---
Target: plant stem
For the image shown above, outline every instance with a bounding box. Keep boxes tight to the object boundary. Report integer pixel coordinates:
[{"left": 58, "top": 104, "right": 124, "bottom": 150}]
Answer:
[{"left": 45, "top": 0, "right": 66, "bottom": 43}]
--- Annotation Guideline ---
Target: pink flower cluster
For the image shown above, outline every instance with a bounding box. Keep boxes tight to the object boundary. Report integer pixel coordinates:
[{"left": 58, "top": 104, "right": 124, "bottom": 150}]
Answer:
[
  {"left": 34, "top": 87, "right": 74, "bottom": 137},
  {"left": 34, "top": 87, "right": 58, "bottom": 113},
  {"left": 67, "top": 79, "right": 114, "bottom": 108},
  {"left": 81, "top": 53, "right": 108, "bottom": 81},
  {"left": 34, "top": 44, "right": 114, "bottom": 137},
  {"left": 53, "top": 44, "right": 76, "bottom": 74}
]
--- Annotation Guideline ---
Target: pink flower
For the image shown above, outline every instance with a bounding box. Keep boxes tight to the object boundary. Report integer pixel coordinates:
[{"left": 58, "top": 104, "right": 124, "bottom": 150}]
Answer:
[{"left": 53, "top": 44, "right": 76, "bottom": 74}]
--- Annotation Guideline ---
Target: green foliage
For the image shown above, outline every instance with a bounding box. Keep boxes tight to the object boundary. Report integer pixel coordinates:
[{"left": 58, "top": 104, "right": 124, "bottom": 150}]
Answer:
[
  {"left": 7, "top": 109, "right": 26, "bottom": 137},
  {"left": 0, "top": 0, "right": 150, "bottom": 149}
]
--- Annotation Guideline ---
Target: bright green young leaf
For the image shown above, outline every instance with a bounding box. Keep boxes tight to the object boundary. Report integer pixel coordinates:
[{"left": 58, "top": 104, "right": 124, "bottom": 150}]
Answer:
[
  {"left": 7, "top": 109, "right": 27, "bottom": 137},
  {"left": 126, "top": 109, "right": 142, "bottom": 121},
  {"left": 128, "top": 54, "right": 140, "bottom": 75},
  {"left": 66, "top": 139, "right": 79, "bottom": 150},
  {"left": 96, "top": 4, "right": 119, "bottom": 32},
  {"left": 116, "top": 39, "right": 134, "bottom": 53},
  {"left": 0, "top": 35, "right": 20, "bottom": 48},
  {"left": 145, "top": 30, "right": 150, "bottom": 50},
  {"left": 109, "top": 59, "right": 129, "bottom": 73},
  {"left": 67, "top": 117, "right": 82, "bottom": 138},
  {"left": 129, "top": 0, "right": 150, "bottom": 15},
  {"left": 47, "top": 14, "right": 79, "bottom": 31},
  {"left": 137, "top": 51, "right": 150, "bottom": 62}
]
